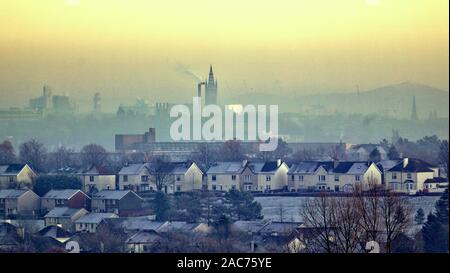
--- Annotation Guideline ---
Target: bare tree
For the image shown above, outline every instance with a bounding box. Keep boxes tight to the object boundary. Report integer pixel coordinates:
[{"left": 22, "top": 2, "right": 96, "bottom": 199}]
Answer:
[
  {"left": 220, "top": 140, "right": 245, "bottom": 161},
  {"left": 330, "top": 196, "right": 363, "bottom": 253},
  {"left": 327, "top": 144, "right": 346, "bottom": 161},
  {"left": 80, "top": 143, "right": 108, "bottom": 168},
  {"left": 192, "top": 143, "right": 217, "bottom": 170},
  {"left": 19, "top": 139, "right": 47, "bottom": 173},
  {"left": 148, "top": 155, "right": 173, "bottom": 193},
  {"left": 277, "top": 202, "right": 287, "bottom": 223},
  {"left": 299, "top": 194, "right": 336, "bottom": 253},
  {"left": 354, "top": 181, "right": 383, "bottom": 243},
  {"left": 380, "top": 192, "right": 413, "bottom": 253},
  {"left": 51, "top": 145, "right": 75, "bottom": 170},
  {"left": 291, "top": 149, "right": 315, "bottom": 161}
]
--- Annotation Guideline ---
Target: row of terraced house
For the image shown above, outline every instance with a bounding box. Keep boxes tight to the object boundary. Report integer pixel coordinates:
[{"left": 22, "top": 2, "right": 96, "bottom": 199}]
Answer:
[
  {"left": 1, "top": 158, "right": 448, "bottom": 196},
  {"left": 116, "top": 158, "right": 447, "bottom": 194}
]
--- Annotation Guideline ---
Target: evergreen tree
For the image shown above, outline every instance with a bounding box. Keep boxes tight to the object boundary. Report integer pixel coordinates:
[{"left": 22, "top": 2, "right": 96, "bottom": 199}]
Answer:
[
  {"left": 33, "top": 175, "right": 82, "bottom": 196},
  {"left": 153, "top": 191, "right": 170, "bottom": 221},
  {"left": 224, "top": 189, "right": 262, "bottom": 221},
  {"left": 414, "top": 208, "right": 425, "bottom": 225},
  {"left": 369, "top": 148, "right": 382, "bottom": 162},
  {"left": 213, "top": 214, "right": 232, "bottom": 240},
  {"left": 387, "top": 145, "right": 400, "bottom": 160},
  {"left": 422, "top": 191, "right": 449, "bottom": 252}
]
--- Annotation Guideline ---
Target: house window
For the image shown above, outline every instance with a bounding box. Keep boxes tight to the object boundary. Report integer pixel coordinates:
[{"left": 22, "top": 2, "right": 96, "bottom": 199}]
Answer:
[
  {"left": 89, "top": 176, "right": 95, "bottom": 182},
  {"left": 335, "top": 185, "right": 340, "bottom": 192},
  {"left": 212, "top": 175, "right": 217, "bottom": 181},
  {"left": 266, "top": 185, "right": 271, "bottom": 191},
  {"left": 291, "top": 175, "right": 295, "bottom": 181},
  {"left": 266, "top": 176, "right": 271, "bottom": 181},
  {"left": 392, "top": 173, "right": 397, "bottom": 180},
  {"left": 123, "top": 175, "right": 128, "bottom": 182},
  {"left": 318, "top": 175, "right": 326, "bottom": 182},
  {"left": 355, "top": 175, "right": 360, "bottom": 181},
  {"left": 231, "top": 175, "right": 236, "bottom": 181},
  {"left": 334, "top": 175, "right": 339, "bottom": 182},
  {"left": 176, "top": 185, "right": 181, "bottom": 191},
  {"left": 244, "top": 175, "right": 251, "bottom": 182},
  {"left": 245, "top": 185, "right": 252, "bottom": 191},
  {"left": 212, "top": 185, "right": 217, "bottom": 191},
  {"left": 9, "top": 177, "right": 14, "bottom": 183},
  {"left": 407, "top": 173, "right": 412, "bottom": 179},
  {"left": 141, "top": 175, "right": 149, "bottom": 182},
  {"left": 299, "top": 175, "right": 304, "bottom": 181},
  {"left": 176, "top": 175, "right": 181, "bottom": 181},
  {"left": 231, "top": 185, "right": 236, "bottom": 190}
]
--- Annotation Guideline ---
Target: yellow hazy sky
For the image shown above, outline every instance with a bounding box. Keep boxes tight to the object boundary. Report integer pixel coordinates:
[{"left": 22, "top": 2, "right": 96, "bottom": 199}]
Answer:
[{"left": 0, "top": 0, "right": 448, "bottom": 109}]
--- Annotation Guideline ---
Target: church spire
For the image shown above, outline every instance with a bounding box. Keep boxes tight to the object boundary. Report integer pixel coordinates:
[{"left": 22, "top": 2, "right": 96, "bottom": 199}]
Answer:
[{"left": 208, "top": 65, "right": 215, "bottom": 84}]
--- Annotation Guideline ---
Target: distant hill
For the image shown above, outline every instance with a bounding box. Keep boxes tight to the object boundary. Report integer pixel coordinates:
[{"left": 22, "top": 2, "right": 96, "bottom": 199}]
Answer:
[{"left": 225, "top": 82, "right": 449, "bottom": 118}]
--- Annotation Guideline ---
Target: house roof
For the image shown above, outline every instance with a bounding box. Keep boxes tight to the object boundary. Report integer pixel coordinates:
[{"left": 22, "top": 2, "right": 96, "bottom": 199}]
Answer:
[
  {"left": 377, "top": 160, "right": 402, "bottom": 172},
  {"left": 350, "top": 144, "right": 387, "bottom": 154},
  {"left": 0, "top": 164, "right": 27, "bottom": 176},
  {"left": 336, "top": 162, "right": 370, "bottom": 174},
  {"left": 424, "top": 177, "right": 448, "bottom": 184},
  {"left": 248, "top": 161, "right": 285, "bottom": 174},
  {"left": 388, "top": 158, "right": 435, "bottom": 173},
  {"left": 288, "top": 161, "right": 374, "bottom": 175},
  {"left": 43, "top": 189, "right": 84, "bottom": 200},
  {"left": 232, "top": 220, "right": 271, "bottom": 233},
  {"left": 93, "top": 190, "right": 140, "bottom": 200},
  {"left": 259, "top": 222, "right": 303, "bottom": 236},
  {"left": 101, "top": 217, "right": 167, "bottom": 232},
  {"left": 0, "top": 189, "right": 28, "bottom": 199},
  {"left": 119, "top": 163, "right": 148, "bottom": 175},
  {"left": 156, "top": 221, "right": 210, "bottom": 233},
  {"left": 126, "top": 230, "right": 162, "bottom": 244},
  {"left": 81, "top": 165, "right": 116, "bottom": 176},
  {"left": 288, "top": 161, "right": 334, "bottom": 174},
  {"left": 38, "top": 225, "right": 73, "bottom": 238},
  {"left": 207, "top": 162, "right": 245, "bottom": 174},
  {"left": 44, "top": 207, "right": 86, "bottom": 218},
  {"left": 75, "top": 213, "right": 118, "bottom": 224},
  {"left": 47, "top": 167, "right": 81, "bottom": 175},
  {"left": 118, "top": 162, "right": 196, "bottom": 176},
  {"left": 261, "top": 161, "right": 281, "bottom": 172}
]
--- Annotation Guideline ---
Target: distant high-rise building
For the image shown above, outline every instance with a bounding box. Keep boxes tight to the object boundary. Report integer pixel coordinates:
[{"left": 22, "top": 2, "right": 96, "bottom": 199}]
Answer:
[
  {"left": 411, "top": 96, "right": 418, "bottom": 120},
  {"left": 93, "top": 92, "right": 101, "bottom": 113},
  {"left": 29, "top": 85, "right": 53, "bottom": 111},
  {"left": 205, "top": 65, "right": 218, "bottom": 105}
]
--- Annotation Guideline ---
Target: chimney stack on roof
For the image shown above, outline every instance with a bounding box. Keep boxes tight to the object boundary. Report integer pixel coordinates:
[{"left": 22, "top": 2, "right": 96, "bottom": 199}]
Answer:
[{"left": 403, "top": 158, "right": 409, "bottom": 168}]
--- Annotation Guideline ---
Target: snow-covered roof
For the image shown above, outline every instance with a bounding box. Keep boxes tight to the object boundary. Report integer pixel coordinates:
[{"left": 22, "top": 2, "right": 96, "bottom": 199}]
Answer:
[
  {"left": 207, "top": 162, "right": 245, "bottom": 174},
  {"left": 75, "top": 213, "right": 118, "bottom": 224}
]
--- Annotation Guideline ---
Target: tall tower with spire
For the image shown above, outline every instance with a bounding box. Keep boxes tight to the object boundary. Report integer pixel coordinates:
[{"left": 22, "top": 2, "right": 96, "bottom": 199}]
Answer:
[
  {"left": 205, "top": 65, "right": 218, "bottom": 105},
  {"left": 411, "top": 96, "right": 418, "bottom": 121}
]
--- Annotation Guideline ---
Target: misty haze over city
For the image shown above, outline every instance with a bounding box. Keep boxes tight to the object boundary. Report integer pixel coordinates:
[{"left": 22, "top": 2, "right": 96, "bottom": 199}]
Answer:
[{"left": 0, "top": 0, "right": 448, "bottom": 257}]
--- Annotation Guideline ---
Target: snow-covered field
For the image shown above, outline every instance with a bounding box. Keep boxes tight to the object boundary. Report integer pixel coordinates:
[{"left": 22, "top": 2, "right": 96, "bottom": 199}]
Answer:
[{"left": 255, "top": 195, "right": 441, "bottom": 223}]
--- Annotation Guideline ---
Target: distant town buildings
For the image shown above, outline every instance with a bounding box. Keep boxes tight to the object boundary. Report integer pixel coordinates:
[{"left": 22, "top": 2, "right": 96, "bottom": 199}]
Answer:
[{"left": 29, "top": 85, "right": 76, "bottom": 115}]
